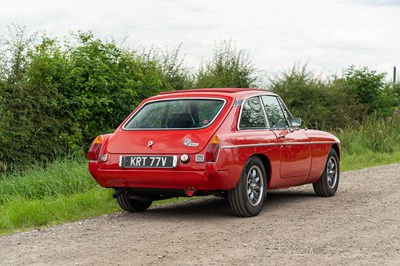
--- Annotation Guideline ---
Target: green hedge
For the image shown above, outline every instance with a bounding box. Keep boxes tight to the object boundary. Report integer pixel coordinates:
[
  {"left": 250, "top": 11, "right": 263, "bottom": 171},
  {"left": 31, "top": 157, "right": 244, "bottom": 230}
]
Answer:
[
  {"left": 0, "top": 27, "right": 399, "bottom": 173},
  {"left": 0, "top": 30, "right": 188, "bottom": 172}
]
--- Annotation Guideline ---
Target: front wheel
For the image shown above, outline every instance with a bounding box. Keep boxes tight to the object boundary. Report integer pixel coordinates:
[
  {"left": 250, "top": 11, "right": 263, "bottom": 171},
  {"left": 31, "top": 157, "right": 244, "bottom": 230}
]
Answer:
[
  {"left": 116, "top": 193, "right": 152, "bottom": 213},
  {"left": 313, "top": 148, "right": 340, "bottom": 197},
  {"left": 228, "top": 157, "right": 267, "bottom": 217}
]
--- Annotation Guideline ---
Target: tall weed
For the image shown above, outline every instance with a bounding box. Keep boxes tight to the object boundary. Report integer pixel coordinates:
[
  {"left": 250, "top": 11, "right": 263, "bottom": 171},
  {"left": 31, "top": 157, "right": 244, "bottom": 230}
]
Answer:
[
  {"left": 0, "top": 158, "right": 96, "bottom": 204},
  {"left": 337, "top": 114, "right": 400, "bottom": 154}
]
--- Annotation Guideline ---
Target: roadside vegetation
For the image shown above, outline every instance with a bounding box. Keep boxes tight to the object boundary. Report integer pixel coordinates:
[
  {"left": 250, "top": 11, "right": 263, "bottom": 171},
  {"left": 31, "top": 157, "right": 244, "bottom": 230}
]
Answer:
[{"left": 0, "top": 25, "right": 399, "bottom": 235}]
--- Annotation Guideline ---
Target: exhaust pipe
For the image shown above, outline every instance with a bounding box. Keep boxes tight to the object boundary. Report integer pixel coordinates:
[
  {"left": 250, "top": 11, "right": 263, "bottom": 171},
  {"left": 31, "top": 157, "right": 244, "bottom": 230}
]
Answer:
[{"left": 113, "top": 188, "right": 152, "bottom": 202}]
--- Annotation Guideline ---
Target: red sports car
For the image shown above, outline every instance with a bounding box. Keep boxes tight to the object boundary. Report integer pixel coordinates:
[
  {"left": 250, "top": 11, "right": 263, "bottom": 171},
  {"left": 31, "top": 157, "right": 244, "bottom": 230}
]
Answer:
[{"left": 88, "top": 88, "right": 340, "bottom": 217}]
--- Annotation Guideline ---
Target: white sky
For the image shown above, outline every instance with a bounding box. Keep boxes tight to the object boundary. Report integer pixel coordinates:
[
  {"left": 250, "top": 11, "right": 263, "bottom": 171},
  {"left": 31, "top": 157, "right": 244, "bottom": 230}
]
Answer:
[{"left": 1, "top": 0, "right": 400, "bottom": 80}]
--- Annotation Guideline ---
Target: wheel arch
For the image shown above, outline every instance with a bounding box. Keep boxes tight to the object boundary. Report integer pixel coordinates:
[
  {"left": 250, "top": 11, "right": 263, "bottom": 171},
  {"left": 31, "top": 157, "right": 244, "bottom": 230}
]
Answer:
[
  {"left": 331, "top": 143, "right": 340, "bottom": 161},
  {"left": 252, "top": 153, "right": 271, "bottom": 187}
]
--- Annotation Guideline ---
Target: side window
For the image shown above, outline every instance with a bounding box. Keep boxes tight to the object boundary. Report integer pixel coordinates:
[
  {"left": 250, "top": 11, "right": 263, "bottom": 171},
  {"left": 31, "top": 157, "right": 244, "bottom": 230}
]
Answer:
[
  {"left": 239, "top": 96, "right": 266, "bottom": 129},
  {"left": 277, "top": 97, "right": 293, "bottom": 125},
  {"left": 261, "top": 96, "right": 289, "bottom": 129}
]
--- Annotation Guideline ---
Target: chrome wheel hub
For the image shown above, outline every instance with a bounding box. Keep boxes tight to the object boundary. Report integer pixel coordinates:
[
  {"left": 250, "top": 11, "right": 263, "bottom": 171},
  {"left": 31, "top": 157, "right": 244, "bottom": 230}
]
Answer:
[
  {"left": 326, "top": 156, "right": 338, "bottom": 189},
  {"left": 246, "top": 166, "right": 264, "bottom": 206}
]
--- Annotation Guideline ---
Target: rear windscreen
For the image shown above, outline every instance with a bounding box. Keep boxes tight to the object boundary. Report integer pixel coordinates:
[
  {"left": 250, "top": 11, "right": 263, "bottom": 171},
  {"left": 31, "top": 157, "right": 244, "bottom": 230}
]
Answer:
[{"left": 123, "top": 99, "right": 225, "bottom": 129}]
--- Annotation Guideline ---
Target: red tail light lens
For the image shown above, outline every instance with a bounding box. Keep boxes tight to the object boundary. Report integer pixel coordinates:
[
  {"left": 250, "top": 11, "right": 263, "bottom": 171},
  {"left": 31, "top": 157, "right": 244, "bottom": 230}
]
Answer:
[
  {"left": 88, "top": 135, "right": 103, "bottom": 160},
  {"left": 205, "top": 136, "right": 220, "bottom": 162}
]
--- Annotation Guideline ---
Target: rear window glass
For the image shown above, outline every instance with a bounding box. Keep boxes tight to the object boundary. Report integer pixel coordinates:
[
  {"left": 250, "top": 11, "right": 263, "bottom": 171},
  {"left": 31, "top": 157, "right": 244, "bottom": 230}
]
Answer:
[{"left": 124, "top": 99, "right": 225, "bottom": 129}]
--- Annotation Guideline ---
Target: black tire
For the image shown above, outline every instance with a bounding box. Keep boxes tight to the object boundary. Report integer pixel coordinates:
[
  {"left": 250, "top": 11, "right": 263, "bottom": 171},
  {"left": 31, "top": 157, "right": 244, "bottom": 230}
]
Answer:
[
  {"left": 116, "top": 193, "right": 152, "bottom": 213},
  {"left": 313, "top": 148, "right": 340, "bottom": 197},
  {"left": 228, "top": 157, "right": 267, "bottom": 217}
]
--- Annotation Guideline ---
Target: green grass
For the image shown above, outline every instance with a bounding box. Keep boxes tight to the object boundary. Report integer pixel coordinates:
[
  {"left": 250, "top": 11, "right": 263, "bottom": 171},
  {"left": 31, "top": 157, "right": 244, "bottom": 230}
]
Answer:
[
  {"left": 0, "top": 159, "right": 116, "bottom": 235},
  {"left": 0, "top": 188, "right": 118, "bottom": 235},
  {"left": 0, "top": 160, "right": 194, "bottom": 236},
  {"left": 0, "top": 159, "right": 97, "bottom": 205},
  {"left": 341, "top": 150, "right": 400, "bottom": 171},
  {"left": 336, "top": 114, "right": 400, "bottom": 171},
  {"left": 0, "top": 115, "right": 399, "bottom": 236},
  {"left": 2, "top": 152, "right": 398, "bottom": 236},
  {"left": 336, "top": 114, "right": 400, "bottom": 155}
]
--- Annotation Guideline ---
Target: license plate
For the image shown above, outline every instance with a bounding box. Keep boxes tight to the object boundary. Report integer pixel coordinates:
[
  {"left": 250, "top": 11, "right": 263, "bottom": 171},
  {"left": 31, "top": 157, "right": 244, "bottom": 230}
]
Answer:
[{"left": 119, "top": 155, "right": 178, "bottom": 168}]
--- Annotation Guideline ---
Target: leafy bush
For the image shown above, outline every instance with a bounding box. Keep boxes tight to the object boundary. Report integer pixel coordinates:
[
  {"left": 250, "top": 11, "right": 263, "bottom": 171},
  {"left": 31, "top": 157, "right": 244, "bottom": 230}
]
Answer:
[
  {"left": 157, "top": 45, "right": 194, "bottom": 91},
  {"left": 196, "top": 40, "right": 256, "bottom": 88},
  {"left": 0, "top": 29, "right": 66, "bottom": 170},
  {"left": 0, "top": 29, "right": 191, "bottom": 172},
  {"left": 1, "top": 26, "right": 398, "bottom": 173},
  {"left": 62, "top": 32, "right": 166, "bottom": 146},
  {"left": 270, "top": 64, "right": 398, "bottom": 130},
  {"left": 340, "top": 66, "right": 398, "bottom": 116},
  {"left": 269, "top": 64, "right": 365, "bottom": 129}
]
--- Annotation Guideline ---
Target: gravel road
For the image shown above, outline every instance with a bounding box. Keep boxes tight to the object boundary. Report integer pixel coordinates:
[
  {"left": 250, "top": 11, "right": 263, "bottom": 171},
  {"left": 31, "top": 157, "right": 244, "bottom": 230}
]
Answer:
[{"left": 1, "top": 163, "right": 400, "bottom": 266}]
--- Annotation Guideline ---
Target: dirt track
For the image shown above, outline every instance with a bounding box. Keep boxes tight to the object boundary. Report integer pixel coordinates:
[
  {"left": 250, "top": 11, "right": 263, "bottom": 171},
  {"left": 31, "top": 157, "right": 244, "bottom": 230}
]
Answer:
[{"left": 1, "top": 163, "right": 400, "bottom": 265}]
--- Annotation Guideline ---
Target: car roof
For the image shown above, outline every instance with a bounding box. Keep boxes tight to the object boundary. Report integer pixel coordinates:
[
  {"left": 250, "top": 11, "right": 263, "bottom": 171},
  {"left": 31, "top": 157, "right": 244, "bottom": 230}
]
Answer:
[{"left": 157, "top": 88, "right": 277, "bottom": 99}]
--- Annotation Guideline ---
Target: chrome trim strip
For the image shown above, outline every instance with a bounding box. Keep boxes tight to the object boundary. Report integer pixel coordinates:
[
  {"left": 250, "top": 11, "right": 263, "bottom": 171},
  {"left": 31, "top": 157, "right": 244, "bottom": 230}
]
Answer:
[
  {"left": 233, "top": 99, "right": 243, "bottom": 106},
  {"left": 277, "top": 96, "right": 294, "bottom": 124},
  {"left": 221, "top": 141, "right": 338, "bottom": 149},
  {"left": 259, "top": 96, "right": 271, "bottom": 129},
  {"left": 119, "top": 156, "right": 123, "bottom": 167}
]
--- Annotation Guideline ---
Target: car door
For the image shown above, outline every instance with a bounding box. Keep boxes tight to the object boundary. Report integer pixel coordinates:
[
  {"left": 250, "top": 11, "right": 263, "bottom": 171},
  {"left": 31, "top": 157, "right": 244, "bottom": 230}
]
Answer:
[{"left": 261, "top": 95, "right": 311, "bottom": 180}]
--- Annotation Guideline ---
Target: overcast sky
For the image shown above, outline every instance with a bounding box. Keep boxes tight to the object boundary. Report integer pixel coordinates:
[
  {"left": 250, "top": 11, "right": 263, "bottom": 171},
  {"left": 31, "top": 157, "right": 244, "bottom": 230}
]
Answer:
[{"left": 1, "top": 0, "right": 400, "bottom": 80}]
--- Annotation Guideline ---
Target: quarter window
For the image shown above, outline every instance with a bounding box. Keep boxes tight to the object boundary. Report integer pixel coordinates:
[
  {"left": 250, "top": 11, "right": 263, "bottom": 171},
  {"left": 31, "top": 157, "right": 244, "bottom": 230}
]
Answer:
[
  {"left": 261, "top": 96, "right": 289, "bottom": 129},
  {"left": 239, "top": 96, "right": 266, "bottom": 129}
]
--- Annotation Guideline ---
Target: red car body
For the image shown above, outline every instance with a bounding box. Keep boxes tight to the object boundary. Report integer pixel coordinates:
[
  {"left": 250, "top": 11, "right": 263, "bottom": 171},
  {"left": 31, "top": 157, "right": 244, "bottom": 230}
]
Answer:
[{"left": 88, "top": 88, "right": 340, "bottom": 216}]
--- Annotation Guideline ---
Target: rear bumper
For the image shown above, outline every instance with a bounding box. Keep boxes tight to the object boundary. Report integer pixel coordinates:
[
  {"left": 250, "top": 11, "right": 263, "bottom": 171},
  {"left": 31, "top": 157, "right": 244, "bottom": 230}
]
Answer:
[{"left": 89, "top": 162, "right": 235, "bottom": 191}]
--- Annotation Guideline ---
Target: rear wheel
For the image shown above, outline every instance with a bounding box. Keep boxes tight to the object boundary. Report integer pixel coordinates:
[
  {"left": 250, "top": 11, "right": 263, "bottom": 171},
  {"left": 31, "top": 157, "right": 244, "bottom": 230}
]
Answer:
[
  {"left": 313, "top": 148, "right": 340, "bottom": 197},
  {"left": 116, "top": 193, "right": 152, "bottom": 213},
  {"left": 228, "top": 157, "right": 267, "bottom": 217}
]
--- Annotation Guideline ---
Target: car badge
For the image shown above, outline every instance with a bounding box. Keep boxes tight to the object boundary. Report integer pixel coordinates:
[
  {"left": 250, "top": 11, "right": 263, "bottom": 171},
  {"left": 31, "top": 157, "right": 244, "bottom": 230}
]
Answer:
[
  {"left": 147, "top": 140, "right": 154, "bottom": 147},
  {"left": 184, "top": 138, "right": 199, "bottom": 147}
]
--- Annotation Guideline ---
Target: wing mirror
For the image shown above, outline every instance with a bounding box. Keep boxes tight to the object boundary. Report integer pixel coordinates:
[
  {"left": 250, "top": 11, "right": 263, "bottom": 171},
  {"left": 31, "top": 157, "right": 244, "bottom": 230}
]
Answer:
[{"left": 291, "top": 117, "right": 302, "bottom": 127}]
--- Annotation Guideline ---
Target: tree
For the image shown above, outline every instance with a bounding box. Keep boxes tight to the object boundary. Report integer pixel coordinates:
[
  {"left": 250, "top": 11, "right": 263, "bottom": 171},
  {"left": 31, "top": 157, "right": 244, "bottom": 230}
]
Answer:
[
  {"left": 0, "top": 29, "right": 67, "bottom": 171},
  {"left": 195, "top": 40, "right": 256, "bottom": 88},
  {"left": 62, "top": 32, "right": 167, "bottom": 146},
  {"left": 0, "top": 29, "right": 169, "bottom": 172},
  {"left": 270, "top": 63, "right": 366, "bottom": 129},
  {"left": 342, "top": 66, "right": 398, "bottom": 116},
  {"left": 157, "top": 45, "right": 193, "bottom": 91},
  {"left": 0, "top": 24, "right": 36, "bottom": 84}
]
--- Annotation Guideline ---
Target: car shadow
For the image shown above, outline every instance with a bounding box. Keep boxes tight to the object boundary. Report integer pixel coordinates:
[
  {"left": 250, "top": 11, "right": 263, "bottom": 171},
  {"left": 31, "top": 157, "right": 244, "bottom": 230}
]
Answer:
[
  {"left": 147, "top": 196, "right": 232, "bottom": 219},
  {"left": 123, "top": 187, "right": 318, "bottom": 220}
]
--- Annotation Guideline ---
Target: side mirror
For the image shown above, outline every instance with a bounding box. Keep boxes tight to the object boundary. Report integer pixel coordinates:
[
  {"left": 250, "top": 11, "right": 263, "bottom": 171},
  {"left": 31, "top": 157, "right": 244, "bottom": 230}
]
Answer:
[{"left": 291, "top": 117, "right": 302, "bottom": 127}]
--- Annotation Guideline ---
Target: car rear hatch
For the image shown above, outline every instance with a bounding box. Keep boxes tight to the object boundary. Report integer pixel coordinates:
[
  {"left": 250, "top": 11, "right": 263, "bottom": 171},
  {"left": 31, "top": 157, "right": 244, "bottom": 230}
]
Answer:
[
  {"left": 106, "top": 129, "right": 213, "bottom": 154},
  {"left": 106, "top": 97, "right": 232, "bottom": 156}
]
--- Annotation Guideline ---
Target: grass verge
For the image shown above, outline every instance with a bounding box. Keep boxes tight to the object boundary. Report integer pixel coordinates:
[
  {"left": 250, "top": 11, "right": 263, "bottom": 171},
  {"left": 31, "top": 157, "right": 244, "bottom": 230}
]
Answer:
[
  {"left": 1, "top": 142, "right": 399, "bottom": 236},
  {"left": 0, "top": 188, "right": 118, "bottom": 236},
  {"left": 341, "top": 150, "right": 400, "bottom": 171},
  {"left": 0, "top": 159, "right": 195, "bottom": 236}
]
